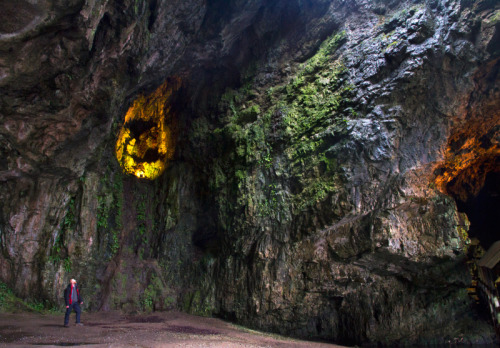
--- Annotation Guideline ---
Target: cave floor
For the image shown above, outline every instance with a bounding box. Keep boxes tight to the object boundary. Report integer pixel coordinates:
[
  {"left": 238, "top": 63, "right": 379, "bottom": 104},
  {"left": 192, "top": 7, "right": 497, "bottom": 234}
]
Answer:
[{"left": 0, "top": 311, "right": 344, "bottom": 347}]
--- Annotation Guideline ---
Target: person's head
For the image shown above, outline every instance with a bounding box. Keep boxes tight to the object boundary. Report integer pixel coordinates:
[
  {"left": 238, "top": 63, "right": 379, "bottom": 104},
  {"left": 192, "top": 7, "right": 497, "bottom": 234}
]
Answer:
[{"left": 70, "top": 279, "right": 77, "bottom": 285}]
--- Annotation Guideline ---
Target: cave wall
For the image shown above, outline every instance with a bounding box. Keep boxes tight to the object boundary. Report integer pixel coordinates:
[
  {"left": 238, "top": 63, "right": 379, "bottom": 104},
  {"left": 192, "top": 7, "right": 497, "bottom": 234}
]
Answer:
[
  {"left": 195, "top": 1, "right": 500, "bottom": 343},
  {"left": 1, "top": 0, "right": 499, "bottom": 344}
]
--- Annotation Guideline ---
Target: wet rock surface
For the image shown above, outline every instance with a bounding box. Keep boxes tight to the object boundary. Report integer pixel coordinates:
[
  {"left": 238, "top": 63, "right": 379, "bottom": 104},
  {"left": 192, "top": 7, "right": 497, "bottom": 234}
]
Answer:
[{"left": 0, "top": 0, "right": 499, "bottom": 345}]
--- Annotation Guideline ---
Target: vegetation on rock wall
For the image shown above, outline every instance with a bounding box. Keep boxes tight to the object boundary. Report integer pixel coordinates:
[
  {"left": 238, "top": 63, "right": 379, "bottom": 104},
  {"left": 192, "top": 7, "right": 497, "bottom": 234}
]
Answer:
[
  {"left": 48, "top": 197, "right": 77, "bottom": 273},
  {"left": 0, "top": 281, "right": 57, "bottom": 313},
  {"left": 186, "top": 1, "right": 498, "bottom": 344},
  {"left": 0, "top": 0, "right": 499, "bottom": 344},
  {"left": 97, "top": 166, "right": 124, "bottom": 260},
  {"left": 208, "top": 30, "right": 352, "bottom": 232}
]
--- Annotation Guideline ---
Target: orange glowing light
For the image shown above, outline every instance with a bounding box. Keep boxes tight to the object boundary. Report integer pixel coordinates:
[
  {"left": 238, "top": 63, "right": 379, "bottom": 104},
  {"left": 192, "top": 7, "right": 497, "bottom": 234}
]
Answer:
[
  {"left": 433, "top": 58, "right": 500, "bottom": 199},
  {"left": 434, "top": 137, "right": 499, "bottom": 201},
  {"left": 433, "top": 109, "right": 499, "bottom": 200},
  {"left": 115, "top": 78, "right": 180, "bottom": 180}
]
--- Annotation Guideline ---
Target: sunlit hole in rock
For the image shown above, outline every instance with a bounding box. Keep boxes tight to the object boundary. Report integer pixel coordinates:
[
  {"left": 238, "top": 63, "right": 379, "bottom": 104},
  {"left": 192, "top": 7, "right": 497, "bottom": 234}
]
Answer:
[{"left": 115, "top": 78, "right": 180, "bottom": 180}]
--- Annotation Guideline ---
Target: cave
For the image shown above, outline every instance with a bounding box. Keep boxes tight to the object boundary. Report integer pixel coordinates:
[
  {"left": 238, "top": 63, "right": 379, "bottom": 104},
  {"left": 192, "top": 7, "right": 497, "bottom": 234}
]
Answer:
[
  {"left": 430, "top": 52, "right": 500, "bottom": 334},
  {"left": 456, "top": 171, "right": 500, "bottom": 250},
  {"left": 451, "top": 169, "right": 500, "bottom": 333},
  {"left": 1, "top": 0, "right": 500, "bottom": 345},
  {"left": 434, "top": 57, "right": 500, "bottom": 251}
]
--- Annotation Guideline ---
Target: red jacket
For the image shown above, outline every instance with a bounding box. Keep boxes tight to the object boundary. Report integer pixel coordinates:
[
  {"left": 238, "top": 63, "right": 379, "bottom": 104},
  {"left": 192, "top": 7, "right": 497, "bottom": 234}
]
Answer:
[{"left": 64, "top": 284, "right": 82, "bottom": 306}]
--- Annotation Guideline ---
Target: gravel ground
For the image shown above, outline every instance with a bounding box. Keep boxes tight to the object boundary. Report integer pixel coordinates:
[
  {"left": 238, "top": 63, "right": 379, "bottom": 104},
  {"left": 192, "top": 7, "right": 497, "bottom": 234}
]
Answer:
[{"left": 0, "top": 311, "right": 346, "bottom": 347}]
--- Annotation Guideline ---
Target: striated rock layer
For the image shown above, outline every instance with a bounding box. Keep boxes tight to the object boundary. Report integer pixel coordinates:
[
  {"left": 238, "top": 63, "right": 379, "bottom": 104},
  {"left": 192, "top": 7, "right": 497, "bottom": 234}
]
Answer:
[{"left": 0, "top": 0, "right": 499, "bottom": 344}]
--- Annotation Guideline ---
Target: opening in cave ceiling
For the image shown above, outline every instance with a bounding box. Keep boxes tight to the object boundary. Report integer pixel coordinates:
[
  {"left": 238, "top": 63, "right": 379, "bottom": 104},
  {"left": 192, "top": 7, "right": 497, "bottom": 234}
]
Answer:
[{"left": 115, "top": 78, "right": 180, "bottom": 180}]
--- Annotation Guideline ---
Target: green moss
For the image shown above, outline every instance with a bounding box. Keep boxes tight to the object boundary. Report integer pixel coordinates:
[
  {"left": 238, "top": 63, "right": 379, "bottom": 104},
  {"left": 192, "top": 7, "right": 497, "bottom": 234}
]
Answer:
[
  {"left": 211, "top": 161, "right": 227, "bottom": 190},
  {"left": 110, "top": 272, "right": 130, "bottom": 308},
  {"left": 63, "top": 258, "right": 72, "bottom": 273},
  {"left": 237, "top": 104, "right": 260, "bottom": 124},
  {"left": 297, "top": 30, "right": 347, "bottom": 77},
  {"left": 279, "top": 47, "right": 350, "bottom": 211},
  {"left": 63, "top": 198, "right": 77, "bottom": 230},
  {"left": 97, "top": 193, "right": 111, "bottom": 229},
  {"left": 235, "top": 169, "right": 247, "bottom": 181},
  {"left": 487, "top": 9, "right": 500, "bottom": 24},
  {"left": 294, "top": 176, "right": 339, "bottom": 212},
  {"left": 142, "top": 282, "right": 155, "bottom": 311},
  {"left": 384, "top": 5, "right": 423, "bottom": 28},
  {"left": 96, "top": 168, "right": 124, "bottom": 259},
  {"left": 48, "top": 197, "right": 78, "bottom": 270},
  {"left": 164, "top": 296, "right": 175, "bottom": 307},
  {"left": 385, "top": 39, "right": 402, "bottom": 51},
  {"left": 209, "top": 29, "right": 353, "bottom": 222},
  {"left": 319, "top": 152, "right": 338, "bottom": 172},
  {"left": 457, "top": 225, "right": 471, "bottom": 253},
  {"left": 183, "top": 289, "right": 213, "bottom": 317},
  {"left": 0, "top": 281, "right": 57, "bottom": 313},
  {"left": 257, "top": 151, "right": 273, "bottom": 169},
  {"left": 283, "top": 60, "right": 350, "bottom": 141},
  {"left": 257, "top": 183, "right": 281, "bottom": 218},
  {"left": 134, "top": 0, "right": 143, "bottom": 15},
  {"left": 0, "top": 281, "right": 14, "bottom": 311}
]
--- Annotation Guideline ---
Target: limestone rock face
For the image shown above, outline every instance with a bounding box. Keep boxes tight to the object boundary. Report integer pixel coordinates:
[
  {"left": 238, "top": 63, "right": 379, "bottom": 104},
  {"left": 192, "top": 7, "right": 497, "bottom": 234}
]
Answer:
[{"left": 0, "top": 0, "right": 499, "bottom": 344}]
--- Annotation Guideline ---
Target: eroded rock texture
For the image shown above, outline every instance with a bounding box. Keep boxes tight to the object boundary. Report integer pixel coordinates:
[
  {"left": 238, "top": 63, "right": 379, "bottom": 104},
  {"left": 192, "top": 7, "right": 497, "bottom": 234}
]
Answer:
[{"left": 0, "top": 0, "right": 499, "bottom": 345}]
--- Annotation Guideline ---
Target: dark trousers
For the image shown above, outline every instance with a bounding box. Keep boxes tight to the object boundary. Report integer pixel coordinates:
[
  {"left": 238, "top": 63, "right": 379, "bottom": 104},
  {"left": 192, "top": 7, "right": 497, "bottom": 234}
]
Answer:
[{"left": 64, "top": 303, "right": 81, "bottom": 324}]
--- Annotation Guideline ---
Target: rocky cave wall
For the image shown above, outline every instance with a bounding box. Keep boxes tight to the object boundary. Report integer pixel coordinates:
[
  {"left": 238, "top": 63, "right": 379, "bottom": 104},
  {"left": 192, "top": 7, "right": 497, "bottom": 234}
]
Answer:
[{"left": 1, "top": 0, "right": 499, "bottom": 345}]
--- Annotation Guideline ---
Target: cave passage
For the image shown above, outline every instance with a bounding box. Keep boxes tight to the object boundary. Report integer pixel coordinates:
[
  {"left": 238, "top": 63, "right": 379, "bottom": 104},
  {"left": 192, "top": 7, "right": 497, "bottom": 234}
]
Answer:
[
  {"left": 433, "top": 60, "right": 500, "bottom": 250},
  {"left": 115, "top": 78, "right": 180, "bottom": 179},
  {"left": 456, "top": 171, "right": 500, "bottom": 250},
  {"left": 435, "top": 145, "right": 500, "bottom": 250}
]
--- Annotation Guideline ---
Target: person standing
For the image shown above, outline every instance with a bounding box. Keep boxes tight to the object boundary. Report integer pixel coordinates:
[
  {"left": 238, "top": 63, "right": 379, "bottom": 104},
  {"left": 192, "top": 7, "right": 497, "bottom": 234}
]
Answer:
[{"left": 64, "top": 278, "right": 83, "bottom": 327}]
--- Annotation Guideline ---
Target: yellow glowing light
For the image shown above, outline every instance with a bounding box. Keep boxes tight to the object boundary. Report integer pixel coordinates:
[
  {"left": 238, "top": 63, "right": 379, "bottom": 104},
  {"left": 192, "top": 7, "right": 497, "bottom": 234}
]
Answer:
[{"left": 115, "top": 78, "right": 180, "bottom": 180}]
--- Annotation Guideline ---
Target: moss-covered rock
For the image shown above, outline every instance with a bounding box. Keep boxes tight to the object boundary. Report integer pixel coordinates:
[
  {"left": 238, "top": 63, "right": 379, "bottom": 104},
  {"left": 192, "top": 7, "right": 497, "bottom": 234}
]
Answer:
[{"left": 0, "top": 0, "right": 499, "bottom": 345}]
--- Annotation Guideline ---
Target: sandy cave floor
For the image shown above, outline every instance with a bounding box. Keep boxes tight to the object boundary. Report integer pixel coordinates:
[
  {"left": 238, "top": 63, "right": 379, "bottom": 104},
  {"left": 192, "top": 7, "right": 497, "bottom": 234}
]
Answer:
[{"left": 0, "top": 311, "right": 345, "bottom": 347}]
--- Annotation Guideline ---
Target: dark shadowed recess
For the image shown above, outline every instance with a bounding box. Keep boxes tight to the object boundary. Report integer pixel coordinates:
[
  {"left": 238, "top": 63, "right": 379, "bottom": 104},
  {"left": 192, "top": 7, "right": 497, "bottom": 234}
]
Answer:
[
  {"left": 167, "top": 0, "right": 342, "bottom": 259},
  {"left": 125, "top": 119, "right": 157, "bottom": 139},
  {"left": 181, "top": 0, "right": 336, "bottom": 112},
  {"left": 457, "top": 170, "right": 500, "bottom": 250},
  {"left": 443, "top": 57, "right": 500, "bottom": 251}
]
